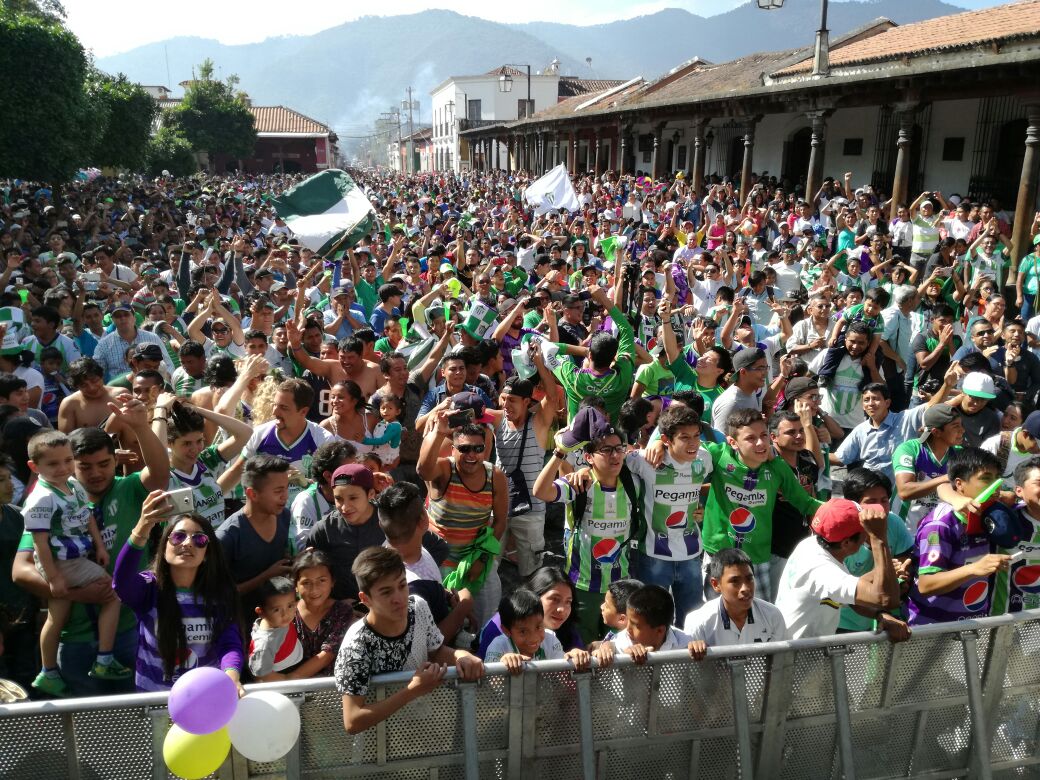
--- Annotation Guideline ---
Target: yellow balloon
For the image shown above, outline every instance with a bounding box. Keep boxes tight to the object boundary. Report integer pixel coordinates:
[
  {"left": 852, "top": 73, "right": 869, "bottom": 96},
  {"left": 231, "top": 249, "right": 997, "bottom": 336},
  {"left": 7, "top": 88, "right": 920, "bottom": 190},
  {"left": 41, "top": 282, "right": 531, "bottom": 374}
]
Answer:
[{"left": 163, "top": 724, "right": 231, "bottom": 780}]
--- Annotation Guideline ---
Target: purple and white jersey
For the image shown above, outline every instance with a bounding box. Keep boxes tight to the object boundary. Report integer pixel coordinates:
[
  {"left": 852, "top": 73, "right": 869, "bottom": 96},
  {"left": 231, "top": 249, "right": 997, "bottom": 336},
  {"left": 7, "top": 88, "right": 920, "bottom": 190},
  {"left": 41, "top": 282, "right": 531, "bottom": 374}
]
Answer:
[
  {"left": 908, "top": 503, "right": 993, "bottom": 625},
  {"left": 242, "top": 420, "right": 336, "bottom": 501}
]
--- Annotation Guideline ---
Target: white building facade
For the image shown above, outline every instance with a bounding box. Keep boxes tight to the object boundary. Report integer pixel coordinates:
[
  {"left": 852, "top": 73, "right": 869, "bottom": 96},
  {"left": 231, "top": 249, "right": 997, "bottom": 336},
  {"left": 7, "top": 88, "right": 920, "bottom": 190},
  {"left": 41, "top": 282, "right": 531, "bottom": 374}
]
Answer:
[{"left": 431, "top": 67, "right": 562, "bottom": 173}]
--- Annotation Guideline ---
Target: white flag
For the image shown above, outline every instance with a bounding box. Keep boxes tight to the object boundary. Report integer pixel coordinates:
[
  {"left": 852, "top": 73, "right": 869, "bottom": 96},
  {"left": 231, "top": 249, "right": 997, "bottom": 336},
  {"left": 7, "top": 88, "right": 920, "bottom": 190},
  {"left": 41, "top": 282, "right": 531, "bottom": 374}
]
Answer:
[{"left": 523, "top": 164, "right": 580, "bottom": 216}]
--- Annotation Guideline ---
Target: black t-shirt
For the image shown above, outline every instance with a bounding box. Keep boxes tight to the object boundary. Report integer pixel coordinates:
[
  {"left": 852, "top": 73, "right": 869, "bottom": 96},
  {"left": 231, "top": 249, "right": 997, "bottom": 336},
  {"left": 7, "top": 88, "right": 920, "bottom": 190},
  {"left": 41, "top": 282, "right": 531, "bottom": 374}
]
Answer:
[
  {"left": 558, "top": 320, "right": 589, "bottom": 347},
  {"left": 910, "top": 331, "right": 960, "bottom": 389},
  {"left": 307, "top": 508, "right": 385, "bottom": 601},
  {"left": 771, "top": 451, "right": 820, "bottom": 559},
  {"left": 959, "top": 406, "right": 1002, "bottom": 449}
]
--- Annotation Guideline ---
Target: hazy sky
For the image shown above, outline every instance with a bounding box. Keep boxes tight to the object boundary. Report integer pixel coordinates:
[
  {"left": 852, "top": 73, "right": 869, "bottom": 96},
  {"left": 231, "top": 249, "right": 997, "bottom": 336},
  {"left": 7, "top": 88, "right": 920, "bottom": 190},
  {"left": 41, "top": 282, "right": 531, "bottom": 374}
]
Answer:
[{"left": 65, "top": 0, "right": 1005, "bottom": 57}]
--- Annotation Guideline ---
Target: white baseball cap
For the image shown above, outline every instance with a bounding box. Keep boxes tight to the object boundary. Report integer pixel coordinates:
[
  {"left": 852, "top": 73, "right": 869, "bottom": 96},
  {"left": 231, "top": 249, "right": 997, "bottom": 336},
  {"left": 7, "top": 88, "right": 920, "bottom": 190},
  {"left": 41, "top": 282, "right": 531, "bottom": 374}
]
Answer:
[{"left": 961, "top": 371, "right": 996, "bottom": 400}]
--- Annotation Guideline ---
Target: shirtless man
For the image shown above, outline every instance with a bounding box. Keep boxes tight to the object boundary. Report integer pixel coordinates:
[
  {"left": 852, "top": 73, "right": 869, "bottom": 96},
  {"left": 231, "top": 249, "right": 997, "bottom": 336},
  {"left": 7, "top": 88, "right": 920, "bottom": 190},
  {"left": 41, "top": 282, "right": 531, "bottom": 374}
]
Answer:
[
  {"left": 57, "top": 357, "right": 124, "bottom": 432},
  {"left": 285, "top": 320, "right": 382, "bottom": 397}
]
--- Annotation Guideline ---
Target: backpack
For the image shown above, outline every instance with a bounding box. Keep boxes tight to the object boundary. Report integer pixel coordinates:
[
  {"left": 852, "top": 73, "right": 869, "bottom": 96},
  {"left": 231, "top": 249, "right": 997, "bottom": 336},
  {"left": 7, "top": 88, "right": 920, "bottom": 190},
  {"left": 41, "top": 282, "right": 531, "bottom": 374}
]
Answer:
[{"left": 572, "top": 463, "right": 645, "bottom": 546}]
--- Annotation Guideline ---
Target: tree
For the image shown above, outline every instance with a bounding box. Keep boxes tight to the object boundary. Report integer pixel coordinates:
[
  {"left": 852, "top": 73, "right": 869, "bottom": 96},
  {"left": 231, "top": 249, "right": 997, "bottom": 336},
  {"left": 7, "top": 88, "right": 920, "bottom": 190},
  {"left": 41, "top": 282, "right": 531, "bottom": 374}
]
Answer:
[
  {"left": 171, "top": 58, "right": 256, "bottom": 163},
  {"left": 1, "top": 0, "right": 66, "bottom": 23},
  {"left": 89, "top": 70, "right": 157, "bottom": 170},
  {"left": 144, "top": 125, "right": 197, "bottom": 177},
  {"left": 0, "top": 8, "right": 89, "bottom": 181}
]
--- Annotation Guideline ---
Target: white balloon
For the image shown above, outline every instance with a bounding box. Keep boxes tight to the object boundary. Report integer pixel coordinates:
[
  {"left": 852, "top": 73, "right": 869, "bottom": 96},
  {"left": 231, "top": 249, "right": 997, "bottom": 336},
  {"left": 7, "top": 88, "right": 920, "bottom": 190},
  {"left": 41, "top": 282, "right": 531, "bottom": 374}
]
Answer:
[{"left": 227, "top": 691, "right": 301, "bottom": 762}]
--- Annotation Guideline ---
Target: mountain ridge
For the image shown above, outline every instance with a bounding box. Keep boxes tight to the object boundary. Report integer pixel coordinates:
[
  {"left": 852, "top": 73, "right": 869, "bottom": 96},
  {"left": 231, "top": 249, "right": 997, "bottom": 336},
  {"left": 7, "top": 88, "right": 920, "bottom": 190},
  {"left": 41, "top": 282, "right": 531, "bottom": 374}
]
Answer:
[{"left": 95, "top": 1, "right": 966, "bottom": 132}]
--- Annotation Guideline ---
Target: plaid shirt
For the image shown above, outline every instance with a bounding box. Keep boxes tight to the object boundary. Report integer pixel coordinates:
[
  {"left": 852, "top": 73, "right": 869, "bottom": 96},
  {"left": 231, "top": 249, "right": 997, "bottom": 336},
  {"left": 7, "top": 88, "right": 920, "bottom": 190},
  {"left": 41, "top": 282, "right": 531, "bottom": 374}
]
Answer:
[{"left": 93, "top": 328, "right": 174, "bottom": 381}]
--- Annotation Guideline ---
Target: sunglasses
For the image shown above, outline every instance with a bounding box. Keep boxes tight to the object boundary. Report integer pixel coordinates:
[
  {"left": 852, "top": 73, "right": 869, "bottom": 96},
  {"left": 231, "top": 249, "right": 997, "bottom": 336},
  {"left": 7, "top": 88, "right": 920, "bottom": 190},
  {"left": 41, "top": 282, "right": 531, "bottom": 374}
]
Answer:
[
  {"left": 455, "top": 443, "right": 486, "bottom": 454},
  {"left": 211, "top": 327, "right": 229, "bottom": 334},
  {"left": 168, "top": 530, "right": 209, "bottom": 548}
]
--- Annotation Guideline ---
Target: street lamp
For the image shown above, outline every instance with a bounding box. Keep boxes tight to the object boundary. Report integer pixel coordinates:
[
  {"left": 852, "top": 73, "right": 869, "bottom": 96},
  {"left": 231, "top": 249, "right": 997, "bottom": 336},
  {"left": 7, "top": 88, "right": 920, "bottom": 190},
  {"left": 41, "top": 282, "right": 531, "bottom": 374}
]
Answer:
[
  {"left": 758, "top": 0, "right": 829, "bottom": 77},
  {"left": 498, "top": 65, "right": 533, "bottom": 120}
]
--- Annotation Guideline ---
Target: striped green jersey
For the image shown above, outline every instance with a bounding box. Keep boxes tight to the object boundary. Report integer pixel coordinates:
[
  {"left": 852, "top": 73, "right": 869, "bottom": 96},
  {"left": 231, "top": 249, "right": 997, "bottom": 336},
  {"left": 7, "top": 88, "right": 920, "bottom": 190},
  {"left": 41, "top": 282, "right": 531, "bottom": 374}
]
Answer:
[
  {"left": 555, "top": 471, "right": 635, "bottom": 593},
  {"left": 168, "top": 444, "right": 228, "bottom": 529},
  {"left": 628, "top": 450, "right": 713, "bottom": 560},
  {"left": 991, "top": 510, "right": 1040, "bottom": 616}
]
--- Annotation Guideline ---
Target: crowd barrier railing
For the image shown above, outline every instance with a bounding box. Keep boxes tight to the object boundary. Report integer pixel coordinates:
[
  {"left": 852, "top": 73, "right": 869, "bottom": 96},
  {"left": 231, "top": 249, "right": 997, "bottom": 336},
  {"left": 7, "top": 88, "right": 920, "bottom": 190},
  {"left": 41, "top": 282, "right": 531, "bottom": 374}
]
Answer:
[{"left": 2, "top": 609, "right": 1040, "bottom": 779}]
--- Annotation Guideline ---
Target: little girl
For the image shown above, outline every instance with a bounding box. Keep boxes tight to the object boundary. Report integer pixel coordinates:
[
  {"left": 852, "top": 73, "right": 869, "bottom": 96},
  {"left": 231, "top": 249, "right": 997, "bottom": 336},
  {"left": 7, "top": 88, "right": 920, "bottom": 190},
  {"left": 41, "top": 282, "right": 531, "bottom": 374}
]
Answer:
[
  {"left": 362, "top": 395, "right": 403, "bottom": 470},
  {"left": 288, "top": 550, "right": 354, "bottom": 679}
]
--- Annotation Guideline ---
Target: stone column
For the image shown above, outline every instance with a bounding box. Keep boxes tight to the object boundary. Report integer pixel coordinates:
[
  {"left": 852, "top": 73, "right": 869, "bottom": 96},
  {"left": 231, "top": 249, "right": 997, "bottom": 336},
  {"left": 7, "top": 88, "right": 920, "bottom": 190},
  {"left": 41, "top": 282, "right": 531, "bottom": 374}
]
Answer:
[
  {"left": 553, "top": 135, "right": 560, "bottom": 170},
  {"left": 889, "top": 105, "right": 917, "bottom": 221},
  {"left": 1012, "top": 104, "right": 1040, "bottom": 272},
  {"left": 651, "top": 131, "right": 661, "bottom": 180},
  {"left": 568, "top": 130, "right": 577, "bottom": 175},
  {"left": 594, "top": 132, "right": 601, "bottom": 176},
  {"left": 539, "top": 133, "right": 546, "bottom": 173},
  {"left": 739, "top": 117, "right": 761, "bottom": 201},
  {"left": 805, "top": 111, "right": 830, "bottom": 206},
  {"left": 506, "top": 138, "right": 513, "bottom": 175},
  {"left": 692, "top": 120, "right": 708, "bottom": 196}
]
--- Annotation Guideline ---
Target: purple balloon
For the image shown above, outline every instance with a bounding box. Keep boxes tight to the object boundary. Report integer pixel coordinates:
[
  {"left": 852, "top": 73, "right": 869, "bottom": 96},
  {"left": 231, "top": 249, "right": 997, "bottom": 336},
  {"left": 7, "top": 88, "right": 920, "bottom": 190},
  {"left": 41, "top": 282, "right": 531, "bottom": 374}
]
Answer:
[{"left": 168, "top": 667, "right": 238, "bottom": 735}]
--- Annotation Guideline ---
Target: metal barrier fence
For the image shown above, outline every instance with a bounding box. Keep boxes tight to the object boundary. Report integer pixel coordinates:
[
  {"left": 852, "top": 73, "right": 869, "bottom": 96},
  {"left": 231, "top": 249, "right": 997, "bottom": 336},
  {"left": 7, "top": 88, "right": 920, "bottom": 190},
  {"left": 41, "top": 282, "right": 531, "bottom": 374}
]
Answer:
[{"left": 3, "top": 609, "right": 1040, "bottom": 779}]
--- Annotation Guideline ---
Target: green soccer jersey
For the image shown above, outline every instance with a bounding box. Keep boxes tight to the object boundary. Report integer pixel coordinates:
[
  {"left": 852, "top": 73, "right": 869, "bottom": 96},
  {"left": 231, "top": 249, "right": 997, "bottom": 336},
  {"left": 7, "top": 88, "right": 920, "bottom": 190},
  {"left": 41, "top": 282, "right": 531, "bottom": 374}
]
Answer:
[
  {"left": 550, "top": 306, "right": 635, "bottom": 423},
  {"left": 169, "top": 444, "right": 228, "bottom": 529},
  {"left": 628, "top": 450, "right": 713, "bottom": 560},
  {"left": 701, "top": 442, "right": 823, "bottom": 565},
  {"left": 892, "top": 439, "right": 955, "bottom": 532},
  {"left": 634, "top": 360, "right": 674, "bottom": 397},
  {"left": 667, "top": 356, "right": 723, "bottom": 425},
  {"left": 555, "top": 469, "right": 635, "bottom": 593},
  {"left": 172, "top": 366, "right": 204, "bottom": 397},
  {"left": 990, "top": 510, "right": 1040, "bottom": 616},
  {"left": 17, "top": 473, "right": 148, "bottom": 643}
]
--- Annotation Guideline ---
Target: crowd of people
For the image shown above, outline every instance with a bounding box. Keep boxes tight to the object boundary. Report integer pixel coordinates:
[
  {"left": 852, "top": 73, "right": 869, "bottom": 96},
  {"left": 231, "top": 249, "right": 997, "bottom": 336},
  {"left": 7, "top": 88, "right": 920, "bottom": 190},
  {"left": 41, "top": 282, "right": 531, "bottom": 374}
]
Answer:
[{"left": 0, "top": 165, "right": 1038, "bottom": 738}]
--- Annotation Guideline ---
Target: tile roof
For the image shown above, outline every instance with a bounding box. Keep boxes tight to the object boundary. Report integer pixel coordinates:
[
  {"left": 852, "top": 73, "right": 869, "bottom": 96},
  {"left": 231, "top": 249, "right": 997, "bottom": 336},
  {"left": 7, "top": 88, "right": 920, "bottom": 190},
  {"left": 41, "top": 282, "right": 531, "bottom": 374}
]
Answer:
[
  {"left": 486, "top": 65, "right": 528, "bottom": 77},
  {"left": 557, "top": 77, "right": 626, "bottom": 98},
  {"left": 773, "top": 0, "right": 1040, "bottom": 76},
  {"left": 157, "top": 99, "right": 332, "bottom": 136},
  {"left": 626, "top": 49, "right": 807, "bottom": 108},
  {"left": 250, "top": 106, "right": 331, "bottom": 135}
]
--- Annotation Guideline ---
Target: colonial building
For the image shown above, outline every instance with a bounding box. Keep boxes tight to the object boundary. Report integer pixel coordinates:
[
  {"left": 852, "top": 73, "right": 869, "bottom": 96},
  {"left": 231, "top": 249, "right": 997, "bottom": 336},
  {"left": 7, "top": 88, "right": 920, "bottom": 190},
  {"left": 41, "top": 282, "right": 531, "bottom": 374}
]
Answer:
[
  {"left": 152, "top": 87, "right": 339, "bottom": 174},
  {"left": 461, "top": 0, "right": 1040, "bottom": 264},
  {"left": 388, "top": 127, "right": 434, "bottom": 173},
  {"left": 431, "top": 65, "right": 623, "bottom": 173}
]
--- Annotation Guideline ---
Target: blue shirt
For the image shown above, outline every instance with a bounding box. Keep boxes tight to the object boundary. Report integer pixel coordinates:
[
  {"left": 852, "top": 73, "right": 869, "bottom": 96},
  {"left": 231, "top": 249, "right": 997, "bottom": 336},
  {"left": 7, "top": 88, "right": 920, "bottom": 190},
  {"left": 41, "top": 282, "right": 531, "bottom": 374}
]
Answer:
[
  {"left": 417, "top": 382, "right": 493, "bottom": 419},
  {"left": 834, "top": 405, "right": 928, "bottom": 481},
  {"left": 370, "top": 306, "right": 401, "bottom": 336}
]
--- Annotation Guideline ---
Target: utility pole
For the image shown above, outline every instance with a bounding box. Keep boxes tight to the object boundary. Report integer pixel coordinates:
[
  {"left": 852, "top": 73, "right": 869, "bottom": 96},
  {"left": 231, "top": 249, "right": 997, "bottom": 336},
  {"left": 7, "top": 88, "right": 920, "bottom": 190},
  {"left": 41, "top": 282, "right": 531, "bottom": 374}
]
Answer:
[
  {"left": 379, "top": 109, "right": 403, "bottom": 171},
  {"left": 402, "top": 88, "right": 419, "bottom": 174}
]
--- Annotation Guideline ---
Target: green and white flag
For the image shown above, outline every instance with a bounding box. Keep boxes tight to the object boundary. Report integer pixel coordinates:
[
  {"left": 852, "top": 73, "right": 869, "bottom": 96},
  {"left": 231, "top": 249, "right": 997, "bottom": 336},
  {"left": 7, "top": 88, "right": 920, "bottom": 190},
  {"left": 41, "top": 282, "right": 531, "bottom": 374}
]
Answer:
[
  {"left": 0, "top": 307, "right": 24, "bottom": 325},
  {"left": 523, "top": 163, "right": 579, "bottom": 216},
  {"left": 270, "top": 170, "right": 376, "bottom": 255},
  {"left": 461, "top": 301, "right": 498, "bottom": 340}
]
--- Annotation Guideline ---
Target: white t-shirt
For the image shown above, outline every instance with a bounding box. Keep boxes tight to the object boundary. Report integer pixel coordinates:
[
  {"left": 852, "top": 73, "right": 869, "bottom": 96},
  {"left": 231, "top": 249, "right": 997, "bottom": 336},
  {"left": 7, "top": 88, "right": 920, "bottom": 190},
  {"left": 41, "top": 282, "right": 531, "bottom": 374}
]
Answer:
[
  {"left": 769, "top": 261, "right": 803, "bottom": 298},
  {"left": 683, "top": 597, "right": 787, "bottom": 646},
  {"left": 15, "top": 365, "right": 45, "bottom": 408},
  {"left": 612, "top": 625, "right": 692, "bottom": 652},
  {"left": 484, "top": 630, "right": 564, "bottom": 663},
  {"left": 774, "top": 535, "right": 860, "bottom": 639}
]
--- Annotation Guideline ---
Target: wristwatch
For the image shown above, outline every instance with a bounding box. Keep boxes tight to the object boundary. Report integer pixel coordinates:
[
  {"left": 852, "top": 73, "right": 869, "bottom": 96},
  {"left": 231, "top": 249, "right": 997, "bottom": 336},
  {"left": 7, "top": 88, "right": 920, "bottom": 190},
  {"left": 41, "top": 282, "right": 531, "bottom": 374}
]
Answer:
[{"left": 552, "top": 449, "right": 568, "bottom": 460}]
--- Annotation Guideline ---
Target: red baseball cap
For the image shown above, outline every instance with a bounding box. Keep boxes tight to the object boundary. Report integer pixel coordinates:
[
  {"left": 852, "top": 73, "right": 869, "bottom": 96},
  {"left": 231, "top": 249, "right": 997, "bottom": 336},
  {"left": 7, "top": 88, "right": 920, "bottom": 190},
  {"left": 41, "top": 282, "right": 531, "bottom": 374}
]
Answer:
[{"left": 810, "top": 499, "right": 863, "bottom": 543}]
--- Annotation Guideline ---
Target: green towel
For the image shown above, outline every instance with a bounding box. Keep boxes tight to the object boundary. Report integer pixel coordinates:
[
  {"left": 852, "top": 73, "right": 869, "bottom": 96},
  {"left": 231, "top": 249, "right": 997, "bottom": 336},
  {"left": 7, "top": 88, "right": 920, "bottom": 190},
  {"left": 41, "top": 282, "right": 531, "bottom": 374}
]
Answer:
[{"left": 442, "top": 527, "right": 501, "bottom": 592}]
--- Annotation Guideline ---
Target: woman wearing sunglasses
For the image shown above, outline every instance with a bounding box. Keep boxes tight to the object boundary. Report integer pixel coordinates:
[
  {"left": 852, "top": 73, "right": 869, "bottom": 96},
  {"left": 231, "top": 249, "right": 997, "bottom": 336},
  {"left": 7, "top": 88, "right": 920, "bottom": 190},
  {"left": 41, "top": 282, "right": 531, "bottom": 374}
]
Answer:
[{"left": 112, "top": 490, "right": 244, "bottom": 693}]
